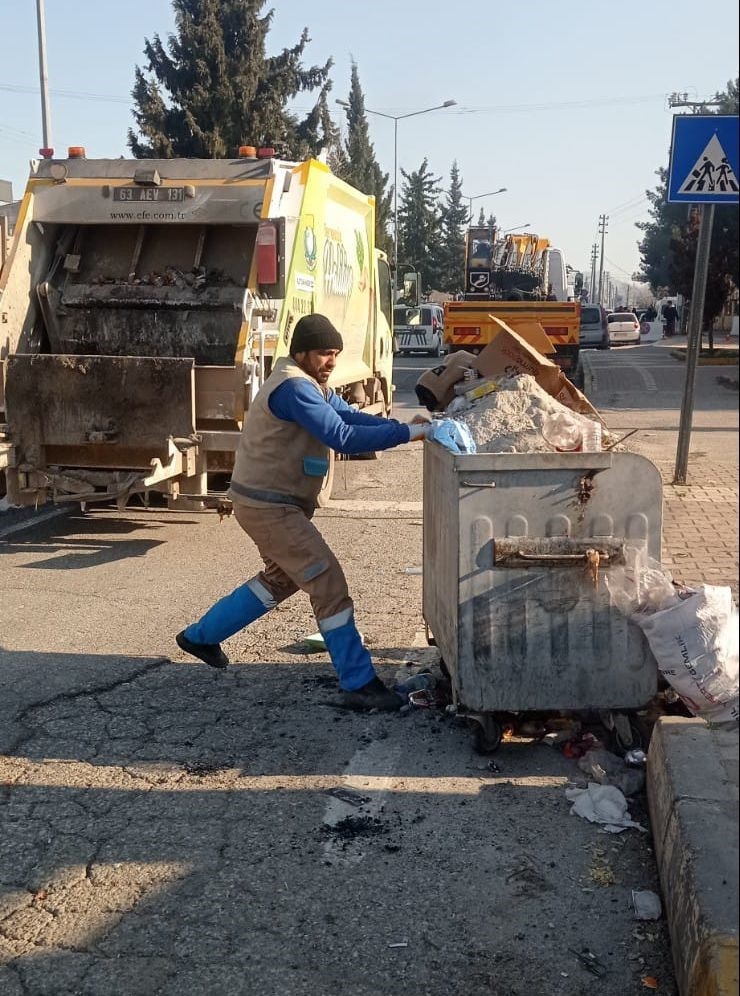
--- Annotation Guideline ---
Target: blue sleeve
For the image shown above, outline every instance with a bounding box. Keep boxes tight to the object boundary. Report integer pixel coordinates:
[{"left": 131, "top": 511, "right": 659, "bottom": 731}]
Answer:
[
  {"left": 269, "top": 379, "right": 411, "bottom": 454},
  {"left": 326, "top": 390, "right": 401, "bottom": 427}
]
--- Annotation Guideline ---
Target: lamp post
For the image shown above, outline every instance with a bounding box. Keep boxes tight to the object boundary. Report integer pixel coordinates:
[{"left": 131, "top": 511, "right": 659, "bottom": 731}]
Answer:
[
  {"left": 503, "top": 223, "right": 530, "bottom": 234},
  {"left": 336, "top": 98, "right": 456, "bottom": 305},
  {"left": 463, "top": 188, "right": 507, "bottom": 226}
]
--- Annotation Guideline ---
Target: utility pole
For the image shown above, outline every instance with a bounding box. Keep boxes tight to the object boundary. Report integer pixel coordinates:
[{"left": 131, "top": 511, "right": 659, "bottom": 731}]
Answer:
[
  {"left": 36, "top": 0, "right": 52, "bottom": 151},
  {"left": 589, "top": 243, "right": 598, "bottom": 301},
  {"left": 597, "top": 214, "right": 608, "bottom": 305},
  {"left": 667, "top": 92, "right": 722, "bottom": 115}
]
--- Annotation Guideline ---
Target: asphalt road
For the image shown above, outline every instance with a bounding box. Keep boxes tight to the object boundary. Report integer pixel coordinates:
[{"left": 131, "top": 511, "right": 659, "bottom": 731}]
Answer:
[{"left": 4, "top": 344, "right": 725, "bottom": 995}]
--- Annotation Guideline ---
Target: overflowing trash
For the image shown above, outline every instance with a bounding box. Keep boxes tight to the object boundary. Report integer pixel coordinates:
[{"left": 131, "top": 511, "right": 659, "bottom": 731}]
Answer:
[{"left": 415, "top": 324, "right": 609, "bottom": 455}]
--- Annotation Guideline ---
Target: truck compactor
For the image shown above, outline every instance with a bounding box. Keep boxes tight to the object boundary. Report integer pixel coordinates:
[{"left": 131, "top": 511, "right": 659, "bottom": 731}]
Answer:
[{"left": 0, "top": 150, "right": 394, "bottom": 508}]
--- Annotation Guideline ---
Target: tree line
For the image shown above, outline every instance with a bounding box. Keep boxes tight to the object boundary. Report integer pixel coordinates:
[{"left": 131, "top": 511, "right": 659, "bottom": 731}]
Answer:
[{"left": 129, "top": 2, "right": 738, "bottom": 311}]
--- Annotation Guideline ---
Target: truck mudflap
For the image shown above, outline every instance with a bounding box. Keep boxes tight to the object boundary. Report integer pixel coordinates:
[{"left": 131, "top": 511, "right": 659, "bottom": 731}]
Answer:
[{"left": 4, "top": 354, "right": 198, "bottom": 506}]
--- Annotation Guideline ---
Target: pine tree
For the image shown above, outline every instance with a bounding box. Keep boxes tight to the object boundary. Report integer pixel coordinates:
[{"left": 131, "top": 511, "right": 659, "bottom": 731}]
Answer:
[
  {"left": 129, "top": 0, "right": 337, "bottom": 159},
  {"left": 437, "top": 161, "right": 468, "bottom": 292},
  {"left": 476, "top": 206, "right": 486, "bottom": 226},
  {"left": 397, "top": 159, "right": 443, "bottom": 293},
  {"left": 334, "top": 63, "right": 392, "bottom": 255}
]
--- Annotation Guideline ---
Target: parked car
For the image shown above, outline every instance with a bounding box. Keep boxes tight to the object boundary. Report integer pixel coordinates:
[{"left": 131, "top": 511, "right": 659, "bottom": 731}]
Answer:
[
  {"left": 607, "top": 311, "right": 641, "bottom": 346},
  {"left": 393, "top": 304, "right": 445, "bottom": 357},
  {"left": 579, "top": 304, "right": 610, "bottom": 350}
]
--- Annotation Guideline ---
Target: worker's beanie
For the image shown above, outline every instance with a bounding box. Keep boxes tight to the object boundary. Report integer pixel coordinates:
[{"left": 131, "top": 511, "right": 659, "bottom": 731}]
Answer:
[{"left": 289, "top": 314, "right": 343, "bottom": 356}]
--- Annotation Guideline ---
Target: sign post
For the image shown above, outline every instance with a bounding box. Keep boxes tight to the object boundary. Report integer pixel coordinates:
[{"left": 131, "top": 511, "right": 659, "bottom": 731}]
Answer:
[{"left": 666, "top": 115, "right": 739, "bottom": 485}]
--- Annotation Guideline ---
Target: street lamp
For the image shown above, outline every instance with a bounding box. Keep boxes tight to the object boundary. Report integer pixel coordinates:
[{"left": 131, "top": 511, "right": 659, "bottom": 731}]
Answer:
[
  {"left": 463, "top": 188, "right": 507, "bottom": 226},
  {"left": 503, "top": 223, "right": 531, "bottom": 233},
  {"left": 336, "top": 98, "right": 456, "bottom": 304}
]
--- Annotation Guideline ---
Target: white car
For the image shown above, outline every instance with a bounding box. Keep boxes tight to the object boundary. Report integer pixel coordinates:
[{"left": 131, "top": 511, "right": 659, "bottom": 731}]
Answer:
[
  {"left": 607, "top": 311, "right": 641, "bottom": 346},
  {"left": 394, "top": 304, "right": 445, "bottom": 357}
]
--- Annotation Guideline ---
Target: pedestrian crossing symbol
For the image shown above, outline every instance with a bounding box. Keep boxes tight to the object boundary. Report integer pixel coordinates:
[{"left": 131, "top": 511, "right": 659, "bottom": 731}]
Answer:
[
  {"left": 668, "top": 114, "right": 739, "bottom": 204},
  {"left": 678, "top": 134, "right": 739, "bottom": 194}
]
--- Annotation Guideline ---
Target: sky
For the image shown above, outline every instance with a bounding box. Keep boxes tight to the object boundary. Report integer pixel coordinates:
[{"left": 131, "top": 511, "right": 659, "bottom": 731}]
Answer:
[{"left": 1, "top": 0, "right": 738, "bottom": 284}]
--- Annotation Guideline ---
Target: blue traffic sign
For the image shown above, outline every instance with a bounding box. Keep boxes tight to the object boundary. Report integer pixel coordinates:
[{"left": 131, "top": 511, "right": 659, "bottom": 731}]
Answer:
[{"left": 667, "top": 115, "right": 739, "bottom": 204}]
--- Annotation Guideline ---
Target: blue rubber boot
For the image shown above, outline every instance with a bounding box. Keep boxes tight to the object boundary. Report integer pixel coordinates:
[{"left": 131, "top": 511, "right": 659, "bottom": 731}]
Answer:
[
  {"left": 319, "top": 611, "right": 402, "bottom": 711},
  {"left": 177, "top": 577, "right": 272, "bottom": 668}
]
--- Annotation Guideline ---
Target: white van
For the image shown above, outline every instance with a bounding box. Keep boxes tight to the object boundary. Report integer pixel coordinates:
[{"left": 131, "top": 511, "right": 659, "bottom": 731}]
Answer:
[
  {"left": 544, "top": 248, "right": 569, "bottom": 301},
  {"left": 393, "top": 304, "right": 445, "bottom": 357}
]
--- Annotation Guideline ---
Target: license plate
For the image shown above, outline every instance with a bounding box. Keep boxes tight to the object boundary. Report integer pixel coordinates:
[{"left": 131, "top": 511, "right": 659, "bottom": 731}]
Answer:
[{"left": 113, "top": 187, "right": 186, "bottom": 202}]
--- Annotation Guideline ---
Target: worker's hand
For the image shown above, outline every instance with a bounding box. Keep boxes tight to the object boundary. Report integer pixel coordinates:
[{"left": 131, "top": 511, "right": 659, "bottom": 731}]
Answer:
[
  {"left": 410, "top": 413, "right": 433, "bottom": 425},
  {"left": 407, "top": 421, "right": 432, "bottom": 442}
]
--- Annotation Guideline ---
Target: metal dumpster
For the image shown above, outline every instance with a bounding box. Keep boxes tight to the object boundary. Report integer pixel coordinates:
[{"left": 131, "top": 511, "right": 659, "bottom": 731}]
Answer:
[{"left": 422, "top": 441, "right": 663, "bottom": 751}]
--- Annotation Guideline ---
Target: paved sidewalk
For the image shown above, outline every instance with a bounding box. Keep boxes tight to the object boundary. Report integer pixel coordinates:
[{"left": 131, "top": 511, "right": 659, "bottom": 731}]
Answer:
[{"left": 582, "top": 348, "right": 739, "bottom": 995}]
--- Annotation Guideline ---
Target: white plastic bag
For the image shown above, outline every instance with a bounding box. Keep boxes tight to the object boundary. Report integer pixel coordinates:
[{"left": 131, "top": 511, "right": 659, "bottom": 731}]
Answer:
[
  {"left": 604, "top": 547, "right": 679, "bottom": 617},
  {"left": 634, "top": 584, "right": 739, "bottom": 725},
  {"left": 428, "top": 418, "right": 477, "bottom": 455}
]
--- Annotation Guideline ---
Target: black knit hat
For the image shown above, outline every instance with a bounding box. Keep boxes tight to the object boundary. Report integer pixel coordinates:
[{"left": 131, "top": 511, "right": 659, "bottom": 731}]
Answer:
[{"left": 289, "top": 314, "right": 343, "bottom": 356}]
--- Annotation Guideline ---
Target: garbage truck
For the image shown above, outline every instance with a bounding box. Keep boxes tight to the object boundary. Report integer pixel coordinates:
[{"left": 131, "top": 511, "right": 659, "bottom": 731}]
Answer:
[
  {"left": 444, "top": 226, "right": 580, "bottom": 373},
  {"left": 0, "top": 148, "right": 394, "bottom": 508}
]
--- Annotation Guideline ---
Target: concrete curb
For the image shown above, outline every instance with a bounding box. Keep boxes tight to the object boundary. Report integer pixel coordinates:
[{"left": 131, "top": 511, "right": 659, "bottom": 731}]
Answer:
[{"left": 647, "top": 717, "right": 739, "bottom": 996}]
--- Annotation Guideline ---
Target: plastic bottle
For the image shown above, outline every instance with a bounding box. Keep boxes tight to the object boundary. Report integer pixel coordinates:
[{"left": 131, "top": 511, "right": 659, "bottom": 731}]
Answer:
[{"left": 581, "top": 420, "right": 603, "bottom": 452}]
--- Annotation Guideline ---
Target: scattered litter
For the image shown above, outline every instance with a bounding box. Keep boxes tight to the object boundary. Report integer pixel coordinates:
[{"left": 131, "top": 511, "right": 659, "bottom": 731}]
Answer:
[
  {"left": 487, "top": 760, "right": 501, "bottom": 773},
  {"left": 321, "top": 815, "right": 388, "bottom": 842},
  {"left": 568, "top": 947, "right": 607, "bottom": 978},
  {"left": 395, "top": 673, "right": 434, "bottom": 696},
  {"left": 563, "top": 732, "right": 602, "bottom": 759},
  {"left": 401, "top": 566, "right": 423, "bottom": 575},
  {"left": 408, "top": 689, "right": 434, "bottom": 709},
  {"left": 303, "top": 632, "right": 327, "bottom": 652},
  {"left": 624, "top": 749, "right": 647, "bottom": 767},
  {"left": 303, "top": 631, "right": 364, "bottom": 652},
  {"left": 324, "top": 787, "right": 370, "bottom": 807},
  {"left": 388, "top": 941, "right": 408, "bottom": 949},
  {"left": 577, "top": 748, "right": 645, "bottom": 796},
  {"left": 565, "top": 783, "right": 646, "bottom": 833},
  {"left": 589, "top": 863, "right": 616, "bottom": 887},
  {"left": 641, "top": 977, "right": 659, "bottom": 990},
  {"left": 632, "top": 890, "right": 663, "bottom": 921}
]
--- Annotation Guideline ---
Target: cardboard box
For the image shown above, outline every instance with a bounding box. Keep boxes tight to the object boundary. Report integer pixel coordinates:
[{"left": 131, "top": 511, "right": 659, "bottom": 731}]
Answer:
[
  {"left": 415, "top": 350, "right": 479, "bottom": 411},
  {"left": 475, "top": 322, "right": 561, "bottom": 392},
  {"left": 474, "top": 323, "right": 602, "bottom": 421},
  {"left": 487, "top": 314, "right": 556, "bottom": 355}
]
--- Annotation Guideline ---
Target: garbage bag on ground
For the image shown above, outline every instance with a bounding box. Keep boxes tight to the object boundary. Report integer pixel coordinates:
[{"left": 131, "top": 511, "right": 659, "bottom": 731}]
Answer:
[{"left": 634, "top": 584, "right": 739, "bottom": 727}]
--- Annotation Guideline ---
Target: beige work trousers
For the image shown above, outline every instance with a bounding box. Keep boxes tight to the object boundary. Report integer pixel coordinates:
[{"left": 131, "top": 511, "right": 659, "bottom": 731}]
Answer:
[{"left": 232, "top": 501, "right": 353, "bottom": 622}]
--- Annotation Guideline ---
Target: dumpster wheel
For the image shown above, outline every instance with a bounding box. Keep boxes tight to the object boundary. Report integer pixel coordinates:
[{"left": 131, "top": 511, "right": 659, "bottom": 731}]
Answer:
[{"left": 471, "top": 715, "right": 503, "bottom": 755}]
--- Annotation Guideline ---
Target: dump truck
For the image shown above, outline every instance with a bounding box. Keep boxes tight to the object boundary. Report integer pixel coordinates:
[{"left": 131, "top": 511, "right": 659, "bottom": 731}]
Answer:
[
  {"left": 0, "top": 149, "right": 394, "bottom": 508},
  {"left": 444, "top": 226, "right": 580, "bottom": 373}
]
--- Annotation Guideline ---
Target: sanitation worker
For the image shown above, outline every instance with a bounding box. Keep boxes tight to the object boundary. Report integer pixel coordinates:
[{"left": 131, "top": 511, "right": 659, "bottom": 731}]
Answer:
[{"left": 176, "top": 313, "right": 432, "bottom": 711}]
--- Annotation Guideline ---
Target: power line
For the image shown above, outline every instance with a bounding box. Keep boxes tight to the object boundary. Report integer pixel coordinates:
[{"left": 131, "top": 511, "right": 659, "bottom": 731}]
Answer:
[
  {"left": 0, "top": 82, "right": 130, "bottom": 104},
  {"left": 605, "top": 255, "right": 637, "bottom": 277},
  {"left": 455, "top": 93, "right": 665, "bottom": 114}
]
